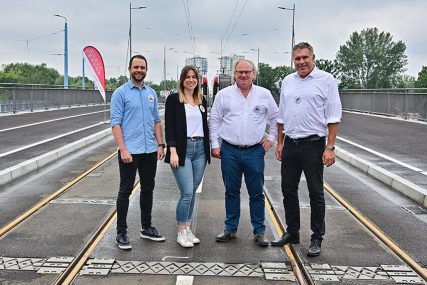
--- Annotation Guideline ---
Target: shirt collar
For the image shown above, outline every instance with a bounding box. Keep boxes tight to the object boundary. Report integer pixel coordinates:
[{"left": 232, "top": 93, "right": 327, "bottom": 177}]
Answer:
[
  {"left": 127, "top": 79, "right": 146, "bottom": 90},
  {"left": 293, "top": 66, "right": 319, "bottom": 79}
]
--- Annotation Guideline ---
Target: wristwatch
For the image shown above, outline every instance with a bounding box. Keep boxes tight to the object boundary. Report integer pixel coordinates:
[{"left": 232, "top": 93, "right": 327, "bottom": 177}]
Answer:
[
  {"left": 326, "top": 145, "right": 335, "bottom": 151},
  {"left": 158, "top": 143, "right": 166, "bottom": 148}
]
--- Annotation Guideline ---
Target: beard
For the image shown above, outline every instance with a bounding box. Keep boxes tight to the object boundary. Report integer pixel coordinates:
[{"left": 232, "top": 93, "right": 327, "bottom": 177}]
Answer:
[{"left": 131, "top": 71, "right": 146, "bottom": 83}]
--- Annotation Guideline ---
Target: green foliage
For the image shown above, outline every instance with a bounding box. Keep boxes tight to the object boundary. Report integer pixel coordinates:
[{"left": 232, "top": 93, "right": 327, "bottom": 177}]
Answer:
[
  {"left": 258, "top": 63, "right": 293, "bottom": 99},
  {"left": 414, "top": 66, "right": 427, "bottom": 88},
  {"left": 315, "top": 59, "right": 338, "bottom": 77},
  {"left": 106, "top": 75, "right": 129, "bottom": 90},
  {"left": 335, "top": 27, "right": 407, "bottom": 89},
  {"left": 158, "top": 79, "right": 178, "bottom": 93},
  {"left": 2, "top": 62, "right": 60, "bottom": 85},
  {"left": 395, "top": 74, "right": 416, "bottom": 88}
]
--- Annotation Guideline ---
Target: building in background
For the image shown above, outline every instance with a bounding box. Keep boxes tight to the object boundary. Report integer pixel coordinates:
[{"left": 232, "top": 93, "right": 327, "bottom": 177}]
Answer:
[
  {"left": 185, "top": 56, "right": 208, "bottom": 76},
  {"left": 217, "top": 54, "right": 244, "bottom": 76}
]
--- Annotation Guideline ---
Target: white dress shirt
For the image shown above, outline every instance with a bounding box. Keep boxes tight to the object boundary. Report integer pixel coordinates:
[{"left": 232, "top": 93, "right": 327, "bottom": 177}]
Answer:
[
  {"left": 209, "top": 83, "right": 279, "bottom": 149},
  {"left": 277, "top": 67, "right": 342, "bottom": 139}
]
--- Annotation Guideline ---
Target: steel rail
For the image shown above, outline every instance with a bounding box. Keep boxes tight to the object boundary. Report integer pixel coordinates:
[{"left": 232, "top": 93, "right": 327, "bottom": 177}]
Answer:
[{"left": 0, "top": 151, "right": 117, "bottom": 237}]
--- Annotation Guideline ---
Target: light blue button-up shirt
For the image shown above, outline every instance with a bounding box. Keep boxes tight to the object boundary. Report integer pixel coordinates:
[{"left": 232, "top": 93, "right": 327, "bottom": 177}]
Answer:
[{"left": 110, "top": 80, "right": 161, "bottom": 154}]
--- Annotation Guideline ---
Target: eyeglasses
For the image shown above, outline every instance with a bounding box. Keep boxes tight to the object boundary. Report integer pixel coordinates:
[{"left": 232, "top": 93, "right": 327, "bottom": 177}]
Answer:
[{"left": 235, "top": 70, "right": 253, "bottom": 76}]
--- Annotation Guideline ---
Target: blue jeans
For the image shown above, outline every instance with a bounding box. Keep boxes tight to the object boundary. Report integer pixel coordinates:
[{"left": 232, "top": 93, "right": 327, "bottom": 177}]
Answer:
[
  {"left": 220, "top": 141, "right": 266, "bottom": 235},
  {"left": 172, "top": 138, "right": 207, "bottom": 225}
]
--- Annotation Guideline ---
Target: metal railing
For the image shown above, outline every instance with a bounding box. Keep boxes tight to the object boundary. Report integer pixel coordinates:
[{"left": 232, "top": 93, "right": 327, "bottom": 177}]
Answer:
[
  {"left": 340, "top": 88, "right": 427, "bottom": 121},
  {"left": 0, "top": 84, "right": 113, "bottom": 113}
]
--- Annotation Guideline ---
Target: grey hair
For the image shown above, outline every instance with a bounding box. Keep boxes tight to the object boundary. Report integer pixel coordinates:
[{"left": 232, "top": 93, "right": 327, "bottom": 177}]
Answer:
[
  {"left": 292, "top": 42, "right": 314, "bottom": 54},
  {"left": 232, "top": 59, "right": 257, "bottom": 81}
]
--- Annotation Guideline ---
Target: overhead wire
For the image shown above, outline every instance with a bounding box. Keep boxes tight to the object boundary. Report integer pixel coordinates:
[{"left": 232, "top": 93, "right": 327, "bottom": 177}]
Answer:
[
  {"left": 182, "top": 0, "right": 197, "bottom": 55},
  {"left": 222, "top": 0, "right": 248, "bottom": 51}
]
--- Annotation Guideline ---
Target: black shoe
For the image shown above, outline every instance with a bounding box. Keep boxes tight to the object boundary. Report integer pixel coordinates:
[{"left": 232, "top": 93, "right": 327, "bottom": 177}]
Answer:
[
  {"left": 215, "top": 231, "right": 237, "bottom": 242},
  {"left": 116, "top": 233, "right": 132, "bottom": 250},
  {"left": 307, "top": 239, "right": 322, "bottom": 257},
  {"left": 140, "top": 227, "right": 165, "bottom": 241},
  {"left": 254, "top": 233, "right": 269, "bottom": 247},
  {"left": 270, "top": 232, "right": 300, "bottom": 246}
]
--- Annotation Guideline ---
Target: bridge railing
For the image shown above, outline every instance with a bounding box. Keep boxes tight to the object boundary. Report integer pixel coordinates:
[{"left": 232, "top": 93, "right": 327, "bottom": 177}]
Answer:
[
  {"left": 0, "top": 84, "right": 113, "bottom": 113},
  {"left": 340, "top": 88, "right": 427, "bottom": 121}
]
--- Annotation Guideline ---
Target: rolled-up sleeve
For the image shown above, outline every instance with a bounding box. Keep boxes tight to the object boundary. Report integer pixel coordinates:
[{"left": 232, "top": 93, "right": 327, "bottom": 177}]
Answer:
[
  {"left": 110, "top": 90, "right": 124, "bottom": 128},
  {"left": 266, "top": 95, "right": 279, "bottom": 142},
  {"left": 325, "top": 78, "right": 342, "bottom": 124},
  {"left": 277, "top": 80, "right": 286, "bottom": 125},
  {"left": 208, "top": 92, "right": 223, "bottom": 149}
]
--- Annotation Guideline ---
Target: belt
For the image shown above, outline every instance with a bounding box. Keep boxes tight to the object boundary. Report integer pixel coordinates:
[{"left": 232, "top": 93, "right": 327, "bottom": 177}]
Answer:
[
  {"left": 285, "top": 135, "right": 323, "bottom": 144},
  {"left": 223, "top": 140, "right": 259, "bottom": 150},
  {"left": 187, "top": 136, "right": 204, "bottom": 141}
]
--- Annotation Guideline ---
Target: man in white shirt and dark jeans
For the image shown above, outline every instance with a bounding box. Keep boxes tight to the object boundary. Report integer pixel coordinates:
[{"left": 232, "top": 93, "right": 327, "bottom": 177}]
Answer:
[
  {"left": 271, "top": 42, "right": 342, "bottom": 256},
  {"left": 209, "top": 59, "right": 278, "bottom": 247}
]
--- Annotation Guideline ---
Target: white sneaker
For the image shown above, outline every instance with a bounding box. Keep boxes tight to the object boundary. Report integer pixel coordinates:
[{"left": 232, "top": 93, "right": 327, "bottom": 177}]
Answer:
[
  {"left": 177, "top": 230, "right": 193, "bottom": 248},
  {"left": 186, "top": 227, "right": 200, "bottom": 244}
]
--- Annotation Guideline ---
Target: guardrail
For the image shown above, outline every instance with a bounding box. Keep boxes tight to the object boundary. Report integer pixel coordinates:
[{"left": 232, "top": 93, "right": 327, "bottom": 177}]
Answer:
[
  {"left": 340, "top": 88, "right": 427, "bottom": 121},
  {"left": 0, "top": 86, "right": 113, "bottom": 113}
]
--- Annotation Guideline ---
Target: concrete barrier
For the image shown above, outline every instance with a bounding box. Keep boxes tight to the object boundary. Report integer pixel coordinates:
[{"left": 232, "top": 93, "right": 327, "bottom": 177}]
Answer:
[
  {"left": 0, "top": 128, "right": 112, "bottom": 186},
  {"left": 336, "top": 147, "right": 427, "bottom": 208}
]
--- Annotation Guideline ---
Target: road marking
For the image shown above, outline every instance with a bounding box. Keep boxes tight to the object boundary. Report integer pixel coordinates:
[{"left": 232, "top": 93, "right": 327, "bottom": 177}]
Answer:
[
  {"left": 0, "top": 110, "right": 107, "bottom": 133},
  {"left": 176, "top": 276, "right": 194, "bottom": 285},
  {"left": 195, "top": 176, "right": 204, "bottom": 193},
  {"left": 337, "top": 136, "right": 427, "bottom": 176},
  {"left": 0, "top": 122, "right": 104, "bottom": 158}
]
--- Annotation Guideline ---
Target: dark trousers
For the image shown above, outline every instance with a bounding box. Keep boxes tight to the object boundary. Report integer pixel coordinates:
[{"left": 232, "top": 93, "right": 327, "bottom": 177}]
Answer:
[
  {"left": 281, "top": 137, "right": 325, "bottom": 240},
  {"left": 116, "top": 151, "right": 157, "bottom": 234}
]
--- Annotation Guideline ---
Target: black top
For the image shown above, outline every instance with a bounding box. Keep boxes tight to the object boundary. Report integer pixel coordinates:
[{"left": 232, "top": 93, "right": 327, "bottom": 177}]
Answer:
[{"left": 164, "top": 93, "right": 211, "bottom": 166}]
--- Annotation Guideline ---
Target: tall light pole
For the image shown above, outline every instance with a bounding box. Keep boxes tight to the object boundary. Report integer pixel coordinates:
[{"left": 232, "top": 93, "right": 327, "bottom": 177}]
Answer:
[
  {"left": 278, "top": 4, "right": 295, "bottom": 68},
  {"left": 163, "top": 46, "right": 174, "bottom": 96},
  {"left": 250, "top": 48, "right": 260, "bottom": 85},
  {"left": 129, "top": 2, "right": 146, "bottom": 61},
  {"left": 54, "top": 14, "right": 68, "bottom": 89}
]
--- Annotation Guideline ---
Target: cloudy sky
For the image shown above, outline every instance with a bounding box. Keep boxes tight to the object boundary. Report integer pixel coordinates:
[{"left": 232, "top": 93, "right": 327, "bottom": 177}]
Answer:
[{"left": 0, "top": 0, "right": 425, "bottom": 85}]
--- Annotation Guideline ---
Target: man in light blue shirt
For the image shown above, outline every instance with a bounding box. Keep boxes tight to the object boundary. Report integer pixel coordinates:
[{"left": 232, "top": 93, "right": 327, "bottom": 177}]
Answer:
[
  {"left": 271, "top": 42, "right": 342, "bottom": 257},
  {"left": 110, "top": 55, "right": 166, "bottom": 250}
]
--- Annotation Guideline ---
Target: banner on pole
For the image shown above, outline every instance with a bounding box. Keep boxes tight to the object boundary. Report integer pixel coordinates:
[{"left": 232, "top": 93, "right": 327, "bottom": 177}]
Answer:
[{"left": 83, "top": 46, "right": 106, "bottom": 102}]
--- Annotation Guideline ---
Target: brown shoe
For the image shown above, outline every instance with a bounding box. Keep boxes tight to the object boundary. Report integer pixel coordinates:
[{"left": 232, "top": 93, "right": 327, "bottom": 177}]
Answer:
[{"left": 215, "top": 231, "right": 237, "bottom": 242}]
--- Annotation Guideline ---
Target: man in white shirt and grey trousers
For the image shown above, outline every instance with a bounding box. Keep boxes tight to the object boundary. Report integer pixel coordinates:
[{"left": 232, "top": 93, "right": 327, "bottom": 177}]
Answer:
[
  {"left": 209, "top": 59, "right": 279, "bottom": 247},
  {"left": 271, "top": 42, "right": 342, "bottom": 257}
]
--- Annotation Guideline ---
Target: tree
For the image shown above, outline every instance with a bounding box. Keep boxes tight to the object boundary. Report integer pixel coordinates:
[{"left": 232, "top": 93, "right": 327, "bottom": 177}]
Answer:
[
  {"left": 315, "top": 59, "right": 338, "bottom": 77},
  {"left": 414, "top": 66, "right": 427, "bottom": 88},
  {"left": 2, "top": 62, "right": 60, "bottom": 85},
  {"left": 335, "top": 27, "right": 407, "bottom": 89},
  {"left": 258, "top": 63, "right": 293, "bottom": 100},
  {"left": 395, "top": 74, "right": 416, "bottom": 88}
]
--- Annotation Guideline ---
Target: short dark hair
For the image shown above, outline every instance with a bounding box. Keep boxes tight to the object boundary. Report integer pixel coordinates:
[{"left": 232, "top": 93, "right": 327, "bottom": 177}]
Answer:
[
  {"left": 292, "top": 42, "right": 314, "bottom": 54},
  {"left": 129, "top": 55, "right": 148, "bottom": 69}
]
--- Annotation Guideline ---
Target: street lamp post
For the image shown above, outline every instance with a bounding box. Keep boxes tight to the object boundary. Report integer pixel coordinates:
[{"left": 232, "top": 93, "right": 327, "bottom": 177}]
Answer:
[
  {"left": 163, "top": 46, "right": 174, "bottom": 96},
  {"left": 54, "top": 14, "right": 68, "bottom": 89},
  {"left": 250, "top": 48, "right": 260, "bottom": 85},
  {"left": 129, "top": 2, "right": 146, "bottom": 60},
  {"left": 278, "top": 4, "right": 295, "bottom": 68}
]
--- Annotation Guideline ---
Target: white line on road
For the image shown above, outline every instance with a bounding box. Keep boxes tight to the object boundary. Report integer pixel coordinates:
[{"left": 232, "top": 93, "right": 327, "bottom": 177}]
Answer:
[
  {"left": 0, "top": 110, "right": 107, "bottom": 133},
  {"left": 0, "top": 122, "right": 104, "bottom": 158},
  {"left": 337, "top": 136, "right": 427, "bottom": 176},
  {"left": 176, "top": 276, "right": 194, "bottom": 285}
]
